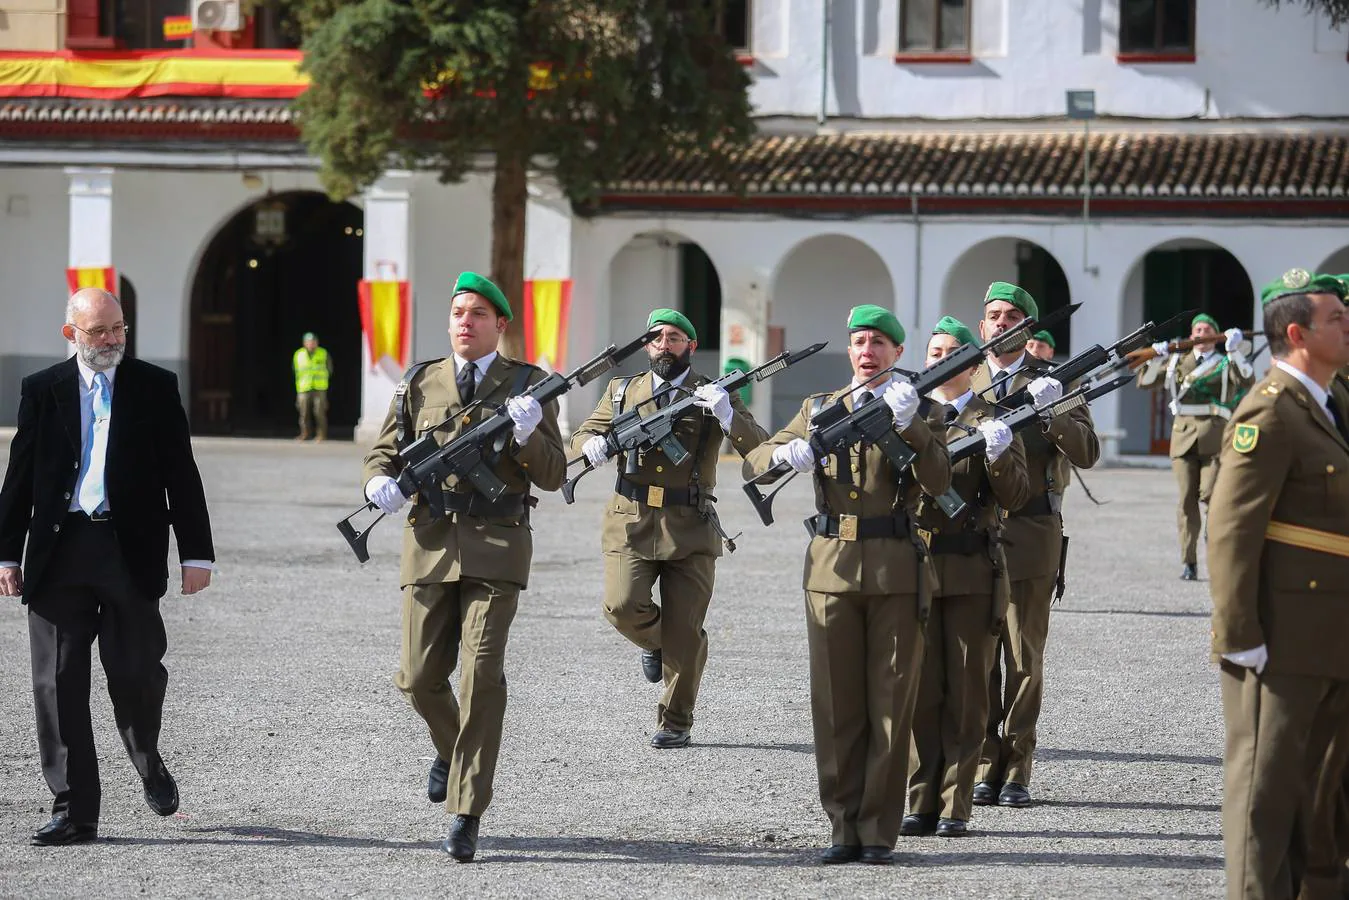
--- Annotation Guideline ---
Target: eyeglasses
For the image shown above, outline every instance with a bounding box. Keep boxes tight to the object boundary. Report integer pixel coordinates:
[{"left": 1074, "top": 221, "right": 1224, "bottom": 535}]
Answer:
[
  {"left": 71, "top": 323, "right": 130, "bottom": 340},
  {"left": 651, "top": 333, "right": 690, "bottom": 348}
]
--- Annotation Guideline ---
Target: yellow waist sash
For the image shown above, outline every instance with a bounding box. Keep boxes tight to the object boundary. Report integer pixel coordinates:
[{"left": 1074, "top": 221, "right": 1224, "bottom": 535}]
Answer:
[{"left": 1266, "top": 521, "right": 1349, "bottom": 559}]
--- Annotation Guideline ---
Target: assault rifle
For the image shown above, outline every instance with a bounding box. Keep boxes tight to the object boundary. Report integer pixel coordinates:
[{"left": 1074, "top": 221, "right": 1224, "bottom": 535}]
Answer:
[
  {"left": 337, "top": 328, "right": 660, "bottom": 563},
  {"left": 993, "top": 308, "right": 1197, "bottom": 411},
  {"left": 930, "top": 370, "right": 1136, "bottom": 520},
  {"left": 560, "top": 342, "right": 828, "bottom": 504},
  {"left": 743, "top": 304, "right": 1080, "bottom": 526},
  {"left": 1123, "top": 331, "right": 1266, "bottom": 369}
]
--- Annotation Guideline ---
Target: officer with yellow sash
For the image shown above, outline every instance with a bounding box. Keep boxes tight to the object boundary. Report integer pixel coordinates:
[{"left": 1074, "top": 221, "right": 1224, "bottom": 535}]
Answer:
[
  {"left": 293, "top": 332, "right": 332, "bottom": 441},
  {"left": 1207, "top": 269, "right": 1349, "bottom": 900}
]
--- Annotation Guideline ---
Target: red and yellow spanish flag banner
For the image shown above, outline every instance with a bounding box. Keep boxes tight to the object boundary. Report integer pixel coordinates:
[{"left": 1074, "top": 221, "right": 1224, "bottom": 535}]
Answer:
[
  {"left": 522, "top": 278, "right": 572, "bottom": 371},
  {"left": 357, "top": 279, "right": 411, "bottom": 376},
  {"left": 66, "top": 266, "right": 117, "bottom": 294},
  {"left": 0, "top": 50, "right": 308, "bottom": 100}
]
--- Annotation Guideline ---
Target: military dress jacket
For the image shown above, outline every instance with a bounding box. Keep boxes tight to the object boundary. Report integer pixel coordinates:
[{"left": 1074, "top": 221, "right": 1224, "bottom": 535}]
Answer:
[
  {"left": 971, "top": 352, "right": 1100, "bottom": 582},
  {"left": 1136, "top": 350, "right": 1255, "bottom": 459},
  {"left": 743, "top": 384, "right": 952, "bottom": 595},
  {"left": 1208, "top": 366, "right": 1349, "bottom": 680},
  {"left": 570, "top": 368, "right": 767, "bottom": 560},
  {"left": 362, "top": 354, "right": 565, "bottom": 590},
  {"left": 911, "top": 394, "right": 1030, "bottom": 599}
]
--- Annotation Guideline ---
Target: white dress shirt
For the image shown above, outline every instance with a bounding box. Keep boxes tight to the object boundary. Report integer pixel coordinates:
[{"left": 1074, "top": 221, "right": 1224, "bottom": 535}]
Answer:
[{"left": 453, "top": 350, "right": 498, "bottom": 387}]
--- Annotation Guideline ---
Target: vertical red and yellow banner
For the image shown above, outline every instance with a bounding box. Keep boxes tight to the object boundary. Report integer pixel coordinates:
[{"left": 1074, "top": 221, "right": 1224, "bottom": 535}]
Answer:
[
  {"left": 357, "top": 279, "right": 411, "bottom": 377},
  {"left": 522, "top": 278, "right": 572, "bottom": 371},
  {"left": 66, "top": 266, "right": 117, "bottom": 294}
]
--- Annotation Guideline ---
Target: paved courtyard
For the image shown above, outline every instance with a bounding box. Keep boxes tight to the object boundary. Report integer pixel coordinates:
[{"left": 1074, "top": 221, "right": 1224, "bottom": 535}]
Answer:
[{"left": 0, "top": 437, "right": 1224, "bottom": 898}]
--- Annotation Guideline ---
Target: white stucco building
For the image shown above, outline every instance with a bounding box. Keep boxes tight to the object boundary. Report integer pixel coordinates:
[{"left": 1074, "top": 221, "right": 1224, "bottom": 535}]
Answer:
[{"left": 1, "top": 0, "right": 1347, "bottom": 454}]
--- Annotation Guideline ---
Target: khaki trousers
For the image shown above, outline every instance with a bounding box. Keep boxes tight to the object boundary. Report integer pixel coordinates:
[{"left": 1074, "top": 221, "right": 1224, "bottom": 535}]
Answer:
[
  {"left": 1221, "top": 665, "right": 1349, "bottom": 900},
  {"left": 396, "top": 579, "right": 518, "bottom": 817},
  {"left": 1300, "top": 720, "right": 1349, "bottom": 900},
  {"left": 296, "top": 390, "right": 329, "bottom": 439},
  {"left": 909, "top": 592, "right": 999, "bottom": 822},
  {"left": 1172, "top": 451, "right": 1218, "bottom": 566},
  {"left": 979, "top": 574, "right": 1055, "bottom": 787},
  {"left": 602, "top": 551, "right": 715, "bottom": 732},
  {"left": 806, "top": 590, "right": 925, "bottom": 848}
]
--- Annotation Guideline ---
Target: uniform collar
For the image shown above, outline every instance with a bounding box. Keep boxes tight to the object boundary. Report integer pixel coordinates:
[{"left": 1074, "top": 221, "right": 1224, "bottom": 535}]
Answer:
[
  {"left": 1274, "top": 359, "right": 1329, "bottom": 410},
  {"left": 453, "top": 350, "right": 497, "bottom": 375},
  {"left": 651, "top": 367, "right": 691, "bottom": 391},
  {"left": 988, "top": 353, "right": 1026, "bottom": 378},
  {"left": 75, "top": 356, "right": 117, "bottom": 390}
]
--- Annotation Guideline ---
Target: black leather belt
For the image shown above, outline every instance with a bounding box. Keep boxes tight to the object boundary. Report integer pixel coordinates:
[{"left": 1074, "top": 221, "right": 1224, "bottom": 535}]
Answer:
[
  {"left": 805, "top": 512, "right": 910, "bottom": 541},
  {"left": 927, "top": 532, "right": 988, "bottom": 556},
  {"left": 1008, "top": 494, "right": 1059, "bottom": 518},
  {"left": 616, "top": 477, "right": 703, "bottom": 509},
  {"left": 435, "top": 490, "right": 533, "bottom": 518},
  {"left": 67, "top": 510, "right": 112, "bottom": 524}
]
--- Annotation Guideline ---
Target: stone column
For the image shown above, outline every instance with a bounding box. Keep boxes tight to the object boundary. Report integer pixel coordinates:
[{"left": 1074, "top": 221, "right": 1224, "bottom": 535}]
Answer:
[{"left": 355, "top": 171, "right": 413, "bottom": 444}]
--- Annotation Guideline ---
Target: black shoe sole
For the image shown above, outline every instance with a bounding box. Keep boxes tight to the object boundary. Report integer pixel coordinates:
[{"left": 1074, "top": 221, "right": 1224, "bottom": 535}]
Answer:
[{"left": 31, "top": 829, "right": 98, "bottom": 846}]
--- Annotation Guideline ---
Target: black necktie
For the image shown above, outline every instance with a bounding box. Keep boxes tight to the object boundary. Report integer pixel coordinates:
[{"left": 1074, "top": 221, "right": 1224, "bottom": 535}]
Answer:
[
  {"left": 857, "top": 390, "right": 875, "bottom": 407},
  {"left": 1327, "top": 398, "right": 1349, "bottom": 444},
  {"left": 456, "top": 361, "right": 476, "bottom": 405},
  {"left": 943, "top": 405, "right": 959, "bottom": 426},
  {"left": 993, "top": 374, "right": 1010, "bottom": 401},
  {"left": 654, "top": 382, "right": 673, "bottom": 410}
]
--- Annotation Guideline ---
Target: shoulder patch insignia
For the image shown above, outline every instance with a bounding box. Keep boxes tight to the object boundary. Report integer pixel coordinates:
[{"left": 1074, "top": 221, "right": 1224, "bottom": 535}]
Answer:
[{"left": 1233, "top": 423, "right": 1259, "bottom": 454}]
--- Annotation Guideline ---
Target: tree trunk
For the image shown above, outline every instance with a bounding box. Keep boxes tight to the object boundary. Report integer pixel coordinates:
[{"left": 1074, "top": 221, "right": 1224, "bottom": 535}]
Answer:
[{"left": 491, "top": 147, "right": 528, "bottom": 361}]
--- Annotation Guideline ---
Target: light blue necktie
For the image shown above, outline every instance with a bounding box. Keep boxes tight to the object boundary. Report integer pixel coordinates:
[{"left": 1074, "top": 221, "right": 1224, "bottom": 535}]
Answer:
[{"left": 78, "top": 372, "right": 110, "bottom": 515}]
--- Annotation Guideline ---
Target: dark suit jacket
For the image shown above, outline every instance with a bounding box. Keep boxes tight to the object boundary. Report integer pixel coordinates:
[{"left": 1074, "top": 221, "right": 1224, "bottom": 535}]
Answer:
[{"left": 0, "top": 357, "right": 214, "bottom": 602}]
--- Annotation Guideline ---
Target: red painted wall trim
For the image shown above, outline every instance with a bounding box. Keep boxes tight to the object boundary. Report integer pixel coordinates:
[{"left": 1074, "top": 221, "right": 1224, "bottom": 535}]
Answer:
[
  {"left": 0, "top": 48, "right": 303, "bottom": 60},
  {"left": 1116, "top": 51, "right": 1196, "bottom": 64},
  {"left": 893, "top": 52, "right": 974, "bottom": 64}
]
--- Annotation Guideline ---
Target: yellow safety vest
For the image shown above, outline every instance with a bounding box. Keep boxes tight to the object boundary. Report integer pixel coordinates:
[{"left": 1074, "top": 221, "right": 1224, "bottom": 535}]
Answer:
[{"left": 294, "top": 347, "right": 330, "bottom": 393}]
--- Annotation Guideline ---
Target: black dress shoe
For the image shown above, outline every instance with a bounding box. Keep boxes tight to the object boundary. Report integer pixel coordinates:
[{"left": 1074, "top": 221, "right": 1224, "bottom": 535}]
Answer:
[
  {"left": 442, "top": 814, "right": 479, "bottom": 862},
  {"left": 820, "top": 844, "right": 861, "bottom": 864},
  {"left": 859, "top": 845, "right": 894, "bottom": 865},
  {"left": 428, "top": 756, "right": 449, "bottom": 803},
  {"left": 998, "top": 782, "right": 1032, "bottom": 808},
  {"left": 641, "top": 649, "right": 663, "bottom": 683},
  {"left": 972, "top": 781, "right": 999, "bottom": 806},
  {"left": 143, "top": 759, "right": 179, "bottom": 816},
  {"left": 31, "top": 815, "right": 97, "bottom": 846},
  {"left": 650, "top": 728, "right": 691, "bottom": 749},
  {"left": 936, "top": 818, "right": 968, "bottom": 837},
  {"left": 899, "top": 812, "right": 938, "bottom": 836},
  {"left": 1180, "top": 564, "right": 1198, "bottom": 581}
]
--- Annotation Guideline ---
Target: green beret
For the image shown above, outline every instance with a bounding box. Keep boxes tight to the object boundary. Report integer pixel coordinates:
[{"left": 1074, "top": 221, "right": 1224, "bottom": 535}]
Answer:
[
  {"left": 452, "top": 271, "right": 512, "bottom": 321},
  {"left": 984, "top": 281, "right": 1039, "bottom": 319},
  {"left": 1191, "top": 313, "right": 1219, "bottom": 331},
  {"left": 302, "top": 331, "right": 316, "bottom": 342},
  {"left": 931, "top": 315, "right": 976, "bottom": 347},
  {"left": 848, "top": 304, "right": 905, "bottom": 346},
  {"left": 647, "top": 308, "right": 696, "bottom": 342},
  {"left": 1336, "top": 275, "right": 1349, "bottom": 301},
  {"left": 1032, "top": 330, "right": 1056, "bottom": 350},
  {"left": 1260, "top": 268, "right": 1346, "bottom": 305}
]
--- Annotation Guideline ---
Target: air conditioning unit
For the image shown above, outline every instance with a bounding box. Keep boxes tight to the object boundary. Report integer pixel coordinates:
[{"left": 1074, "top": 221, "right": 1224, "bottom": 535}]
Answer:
[{"left": 191, "top": 0, "right": 241, "bottom": 31}]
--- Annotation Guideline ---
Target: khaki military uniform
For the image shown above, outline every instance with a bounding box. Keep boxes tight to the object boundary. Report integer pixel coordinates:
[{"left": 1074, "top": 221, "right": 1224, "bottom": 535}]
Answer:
[
  {"left": 744, "top": 383, "right": 951, "bottom": 848},
  {"left": 570, "top": 368, "right": 766, "bottom": 733},
  {"left": 363, "top": 354, "right": 565, "bottom": 817},
  {"left": 971, "top": 353, "right": 1100, "bottom": 789},
  {"left": 1137, "top": 348, "right": 1255, "bottom": 566},
  {"left": 1208, "top": 365, "right": 1349, "bottom": 900},
  {"left": 908, "top": 394, "right": 1029, "bottom": 824}
]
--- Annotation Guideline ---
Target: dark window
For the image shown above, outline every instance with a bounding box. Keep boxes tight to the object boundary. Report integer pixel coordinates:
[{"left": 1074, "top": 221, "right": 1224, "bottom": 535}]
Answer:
[
  {"left": 254, "top": 3, "right": 301, "bottom": 49},
  {"left": 1120, "top": 0, "right": 1195, "bottom": 54},
  {"left": 901, "top": 0, "right": 969, "bottom": 52},
  {"left": 111, "top": 0, "right": 188, "bottom": 49},
  {"left": 711, "top": 0, "right": 751, "bottom": 52}
]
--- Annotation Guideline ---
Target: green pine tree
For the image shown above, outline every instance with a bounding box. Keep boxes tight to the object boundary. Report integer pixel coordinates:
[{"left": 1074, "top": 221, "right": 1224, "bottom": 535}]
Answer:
[{"left": 287, "top": 0, "right": 753, "bottom": 356}]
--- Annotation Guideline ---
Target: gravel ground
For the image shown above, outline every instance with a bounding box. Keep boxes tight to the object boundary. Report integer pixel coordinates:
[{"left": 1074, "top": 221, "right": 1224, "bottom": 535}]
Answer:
[{"left": 0, "top": 438, "right": 1224, "bottom": 899}]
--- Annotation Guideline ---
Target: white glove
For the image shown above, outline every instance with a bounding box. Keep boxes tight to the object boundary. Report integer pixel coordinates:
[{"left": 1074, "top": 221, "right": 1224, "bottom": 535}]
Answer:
[
  {"left": 506, "top": 395, "right": 542, "bottom": 445},
  {"left": 978, "top": 420, "right": 1013, "bottom": 463},
  {"left": 1224, "top": 328, "right": 1244, "bottom": 354},
  {"left": 1150, "top": 341, "right": 1171, "bottom": 357},
  {"left": 1027, "top": 377, "right": 1063, "bottom": 408},
  {"left": 883, "top": 380, "right": 920, "bottom": 430},
  {"left": 582, "top": 435, "right": 610, "bottom": 469},
  {"left": 1222, "top": 644, "right": 1268, "bottom": 675},
  {"left": 771, "top": 438, "right": 817, "bottom": 473},
  {"left": 693, "top": 383, "right": 734, "bottom": 429},
  {"left": 364, "top": 475, "right": 407, "bottom": 516}
]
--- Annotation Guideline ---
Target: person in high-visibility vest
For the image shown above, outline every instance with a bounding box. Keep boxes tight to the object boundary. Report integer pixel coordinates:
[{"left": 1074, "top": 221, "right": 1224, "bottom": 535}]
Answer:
[{"left": 293, "top": 332, "right": 332, "bottom": 441}]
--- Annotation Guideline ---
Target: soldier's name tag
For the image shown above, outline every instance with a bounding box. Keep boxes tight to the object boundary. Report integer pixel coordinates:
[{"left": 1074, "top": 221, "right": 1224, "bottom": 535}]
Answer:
[{"left": 1232, "top": 423, "right": 1259, "bottom": 454}]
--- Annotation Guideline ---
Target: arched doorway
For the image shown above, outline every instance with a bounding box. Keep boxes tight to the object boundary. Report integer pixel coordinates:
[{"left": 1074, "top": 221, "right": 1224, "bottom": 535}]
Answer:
[
  {"left": 1319, "top": 246, "right": 1349, "bottom": 279},
  {"left": 189, "top": 192, "right": 363, "bottom": 437},
  {"left": 941, "top": 237, "right": 1072, "bottom": 357},
  {"left": 606, "top": 230, "right": 723, "bottom": 377},
  {"left": 773, "top": 234, "right": 893, "bottom": 428},
  {"left": 1117, "top": 239, "right": 1255, "bottom": 456}
]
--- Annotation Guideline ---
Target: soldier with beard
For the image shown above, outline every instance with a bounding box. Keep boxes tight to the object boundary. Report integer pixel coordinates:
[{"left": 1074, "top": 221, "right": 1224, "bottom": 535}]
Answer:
[
  {"left": 0, "top": 288, "right": 214, "bottom": 845},
  {"left": 570, "top": 308, "right": 768, "bottom": 748}
]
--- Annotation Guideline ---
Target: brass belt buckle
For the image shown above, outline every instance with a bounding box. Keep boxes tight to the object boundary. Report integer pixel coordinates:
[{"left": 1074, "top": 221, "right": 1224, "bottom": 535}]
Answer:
[
  {"left": 647, "top": 485, "right": 665, "bottom": 508},
  {"left": 917, "top": 527, "right": 933, "bottom": 548},
  {"left": 838, "top": 513, "right": 859, "bottom": 541}
]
